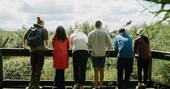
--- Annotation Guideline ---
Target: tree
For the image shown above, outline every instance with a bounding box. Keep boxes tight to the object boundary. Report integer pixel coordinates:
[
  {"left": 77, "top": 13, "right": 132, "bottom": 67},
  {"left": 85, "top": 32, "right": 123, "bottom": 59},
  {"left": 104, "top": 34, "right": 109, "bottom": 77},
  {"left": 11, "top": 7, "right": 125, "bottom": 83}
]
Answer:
[{"left": 142, "top": 0, "right": 170, "bottom": 22}]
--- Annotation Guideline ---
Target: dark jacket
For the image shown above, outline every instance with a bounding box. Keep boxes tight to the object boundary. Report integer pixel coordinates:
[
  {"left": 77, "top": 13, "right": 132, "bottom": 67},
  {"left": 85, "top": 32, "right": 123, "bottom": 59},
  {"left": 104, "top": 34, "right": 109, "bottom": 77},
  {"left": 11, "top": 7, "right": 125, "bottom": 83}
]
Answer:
[{"left": 134, "top": 35, "right": 152, "bottom": 59}]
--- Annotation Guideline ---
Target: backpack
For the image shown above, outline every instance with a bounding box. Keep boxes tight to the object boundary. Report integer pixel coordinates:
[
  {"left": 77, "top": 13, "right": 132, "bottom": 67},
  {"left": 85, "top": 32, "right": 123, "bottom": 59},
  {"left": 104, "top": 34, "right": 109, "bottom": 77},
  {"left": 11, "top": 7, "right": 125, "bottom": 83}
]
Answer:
[{"left": 26, "top": 26, "right": 43, "bottom": 48}]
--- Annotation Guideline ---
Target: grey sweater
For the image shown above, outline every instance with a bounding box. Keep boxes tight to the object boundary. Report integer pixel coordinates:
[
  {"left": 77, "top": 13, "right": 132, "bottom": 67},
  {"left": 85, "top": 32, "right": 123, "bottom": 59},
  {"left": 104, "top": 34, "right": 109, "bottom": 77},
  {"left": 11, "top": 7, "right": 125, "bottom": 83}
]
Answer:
[{"left": 88, "top": 29, "right": 112, "bottom": 56}]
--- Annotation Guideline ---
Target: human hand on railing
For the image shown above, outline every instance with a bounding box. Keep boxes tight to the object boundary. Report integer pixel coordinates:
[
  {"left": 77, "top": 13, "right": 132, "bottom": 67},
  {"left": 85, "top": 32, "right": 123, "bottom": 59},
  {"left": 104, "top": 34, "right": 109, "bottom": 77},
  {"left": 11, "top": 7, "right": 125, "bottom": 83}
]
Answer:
[
  {"left": 106, "top": 50, "right": 110, "bottom": 56},
  {"left": 46, "top": 47, "right": 49, "bottom": 50}
]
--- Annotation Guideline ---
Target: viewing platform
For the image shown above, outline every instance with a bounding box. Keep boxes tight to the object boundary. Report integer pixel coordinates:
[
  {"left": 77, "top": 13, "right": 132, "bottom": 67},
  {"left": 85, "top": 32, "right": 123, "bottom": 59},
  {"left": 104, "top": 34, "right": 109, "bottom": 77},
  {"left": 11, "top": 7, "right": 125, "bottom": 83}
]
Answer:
[{"left": 0, "top": 48, "right": 170, "bottom": 89}]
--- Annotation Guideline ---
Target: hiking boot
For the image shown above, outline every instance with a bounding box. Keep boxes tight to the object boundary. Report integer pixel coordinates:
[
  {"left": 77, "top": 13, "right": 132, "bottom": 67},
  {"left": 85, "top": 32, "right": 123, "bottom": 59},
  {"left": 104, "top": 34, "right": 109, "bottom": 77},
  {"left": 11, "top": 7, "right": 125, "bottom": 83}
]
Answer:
[
  {"left": 26, "top": 75, "right": 35, "bottom": 89},
  {"left": 72, "top": 85, "right": 80, "bottom": 89},
  {"left": 25, "top": 86, "right": 34, "bottom": 89},
  {"left": 34, "top": 86, "right": 42, "bottom": 89},
  {"left": 34, "top": 75, "right": 42, "bottom": 89}
]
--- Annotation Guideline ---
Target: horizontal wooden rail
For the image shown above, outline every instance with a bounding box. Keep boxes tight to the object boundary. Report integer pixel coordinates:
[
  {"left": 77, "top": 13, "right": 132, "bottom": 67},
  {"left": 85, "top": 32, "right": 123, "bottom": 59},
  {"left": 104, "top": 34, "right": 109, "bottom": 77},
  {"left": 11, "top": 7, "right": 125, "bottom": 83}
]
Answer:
[
  {"left": 2, "top": 80, "right": 150, "bottom": 88},
  {"left": 2, "top": 80, "right": 170, "bottom": 89},
  {"left": 0, "top": 48, "right": 170, "bottom": 88},
  {"left": 0, "top": 48, "right": 170, "bottom": 60}
]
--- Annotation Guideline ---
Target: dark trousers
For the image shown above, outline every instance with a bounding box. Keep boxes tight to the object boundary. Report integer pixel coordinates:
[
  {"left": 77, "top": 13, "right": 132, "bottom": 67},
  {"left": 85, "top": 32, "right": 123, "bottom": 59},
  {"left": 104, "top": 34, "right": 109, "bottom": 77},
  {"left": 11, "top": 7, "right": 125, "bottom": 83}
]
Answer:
[
  {"left": 73, "top": 50, "right": 88, "bottom": 85},
  {"left": 137, "top": 59, "right": 150, "bottom": 83},
  {"left": 117, "top": 57, "right": 133, "bottom": 89},
  {"left": 30, "top": 51, "right": 45, "bottom": 75},
  {"left": 53, "top": 69, "right": 65, "bottom": 89}
]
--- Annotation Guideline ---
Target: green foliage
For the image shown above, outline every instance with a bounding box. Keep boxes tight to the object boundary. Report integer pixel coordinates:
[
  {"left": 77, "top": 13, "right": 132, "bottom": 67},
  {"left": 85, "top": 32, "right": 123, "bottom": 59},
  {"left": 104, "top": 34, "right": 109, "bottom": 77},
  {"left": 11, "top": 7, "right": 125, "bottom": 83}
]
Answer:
[
  {"left": 127, "top": 22, "right": 170, "bottom": 51},
  {"left": 159, "top": 63, "right": 170, "bottom": 83},
  {"left": 1, "top": 21, "right": 170, "bottom": 86},
  {"left": 124, "top": 20, "right": 133, "bottom": 26},
  {"left": 144, "top": 0, "right": 170, "bottom": 4},
  {"left": 143, "top": 0, "right": 170, "bottom": 22},
  {"left": 67, "top": 21, "right": 95, "bottom": 36},
  {"left": 0, "top": 26, "right": 27, "bottom": 48},
  {"left": 3, "top": 57, "right": 31, "bottom": 80}
]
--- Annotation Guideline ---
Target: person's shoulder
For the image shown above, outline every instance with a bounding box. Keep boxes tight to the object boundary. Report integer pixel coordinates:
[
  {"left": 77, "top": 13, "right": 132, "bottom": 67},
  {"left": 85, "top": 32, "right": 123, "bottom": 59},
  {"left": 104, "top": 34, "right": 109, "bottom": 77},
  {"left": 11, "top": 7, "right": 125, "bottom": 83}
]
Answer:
[
  {"left": 66, "top": 37, "right": 69, "bottom": 41},
  {"left": 101, "top": 30, "right": 108, "bottom": 34},
  {"left": 70, "top": 33, "right": 75, "bottom": 38},
  {"left": 42, "top": 27, "right": 47, "bottom": 31},
  {"left": 125, "top": 33, "right": 132, "bottom": 39},
  {"left": 80, "top": 32, "right": 88, "bottom": 37},
  {"left": 114, "top": 35, "right": 120, "bottom": 40},
  {"left": 80, "top": 32, "right": 86, "bottom": 35},
  {"left": 128, "top": 35, "right": 132, "bottom": 38},
  {"left": 134, "top": 36, "right": 141, "bottom": 41},
  {"left": 142, "top": 35, "right": 148, "bottom": 39},
  {"left": 115, "top": 34, "right": 121, "bottom": 38},
  {"left": 40, "top": 27, "right": 47, "bottom": 32},
  {"left": 88, "top": 30, "right": 95, "bottom": 36},
  {"left": 90, "top": 30, "right": 95, "bottom": 33},
  {"left": 101, "top": 29, "right": 107, "bottom": 32}
]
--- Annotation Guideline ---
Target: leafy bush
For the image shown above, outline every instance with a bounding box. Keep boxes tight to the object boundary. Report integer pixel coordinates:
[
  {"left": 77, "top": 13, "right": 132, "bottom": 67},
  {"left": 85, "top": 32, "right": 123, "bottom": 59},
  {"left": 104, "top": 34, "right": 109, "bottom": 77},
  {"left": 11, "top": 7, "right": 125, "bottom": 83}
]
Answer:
[{"left": 3, "top": 57, "right": 31, "bottom": 80}]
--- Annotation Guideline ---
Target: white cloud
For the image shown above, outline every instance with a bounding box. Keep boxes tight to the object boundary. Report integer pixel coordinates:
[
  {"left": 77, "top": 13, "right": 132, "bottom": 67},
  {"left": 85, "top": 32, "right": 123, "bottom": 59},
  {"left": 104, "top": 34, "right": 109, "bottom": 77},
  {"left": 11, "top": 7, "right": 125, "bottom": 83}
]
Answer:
[
  {"left": 0, "top": 0, "right": 166, "bottom": 31},
  {"left": 17, "top": 1, "right": 74, "bottom": 14}
]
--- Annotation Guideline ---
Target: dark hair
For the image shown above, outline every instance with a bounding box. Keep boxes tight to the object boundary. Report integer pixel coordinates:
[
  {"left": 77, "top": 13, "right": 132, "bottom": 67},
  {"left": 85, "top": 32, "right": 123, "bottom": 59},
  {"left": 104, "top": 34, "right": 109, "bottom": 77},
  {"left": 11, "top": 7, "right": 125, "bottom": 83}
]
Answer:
[
  {"left": 53, "top": 26, "right": 66, "bottom": 41},
  {"left": 118, "top": 28, "right": 125, "bottom": 34},
  {"left": 95, "top": 20, "right": 102, "bottom": 28},
  {"left": 141, "top": 35, "right": 149, "bottom": 44}
]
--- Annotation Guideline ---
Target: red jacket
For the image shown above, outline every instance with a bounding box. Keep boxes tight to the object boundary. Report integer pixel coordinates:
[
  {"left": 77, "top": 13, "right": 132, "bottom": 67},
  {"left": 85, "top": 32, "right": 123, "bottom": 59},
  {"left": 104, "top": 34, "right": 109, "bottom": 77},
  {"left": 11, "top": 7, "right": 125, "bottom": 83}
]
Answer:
[{"left": 52, "top": 37, "right": 70, "bottom": 69}]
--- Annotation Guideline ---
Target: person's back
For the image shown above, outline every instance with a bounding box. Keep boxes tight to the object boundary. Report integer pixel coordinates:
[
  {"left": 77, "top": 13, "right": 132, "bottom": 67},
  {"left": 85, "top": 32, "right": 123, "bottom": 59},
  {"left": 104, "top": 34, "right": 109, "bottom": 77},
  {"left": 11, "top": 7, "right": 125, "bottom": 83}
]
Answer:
[
  {"left": 114, "top": 32, "right": 134, "bottom": 58},
  {"left": 134, "top": 35, "right": 151, "bottom": 59},
  {"left": 52, "top": 26, "right": 70, "bottom": 89},
  {"left": 52, "top": 37, "right": 69, "bottom": 69},
  {"left": 134, "top": 29, "right": 151, "bottom": 86},
  {"left": 88, "top": 29, "right": 111, "bottom": 56},
  {"left": 23, "top": 17, "right": 49, "bottom": 89},
  {"left": 88, "top": 20, "right": 112, "bottom": 89},
  {"left": 24, "top": 22, "right": 48, "bottom": 52},
  {"left": 114, "top": 28, "right": 134, "bottom": 89},
  {"left": 70, "top": 30, "right": 89, "bottom": 89},
  {"left": 70, "top": 31, "right": 88, "bottom": 52}
]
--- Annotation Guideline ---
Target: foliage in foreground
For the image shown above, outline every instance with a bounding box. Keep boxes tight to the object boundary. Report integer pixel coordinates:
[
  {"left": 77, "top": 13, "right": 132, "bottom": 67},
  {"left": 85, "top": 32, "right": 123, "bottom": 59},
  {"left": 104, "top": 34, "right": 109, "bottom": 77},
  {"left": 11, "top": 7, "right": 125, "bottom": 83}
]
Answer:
[{"left": 143, "top": 0, "right": 170, "bottom": 22}]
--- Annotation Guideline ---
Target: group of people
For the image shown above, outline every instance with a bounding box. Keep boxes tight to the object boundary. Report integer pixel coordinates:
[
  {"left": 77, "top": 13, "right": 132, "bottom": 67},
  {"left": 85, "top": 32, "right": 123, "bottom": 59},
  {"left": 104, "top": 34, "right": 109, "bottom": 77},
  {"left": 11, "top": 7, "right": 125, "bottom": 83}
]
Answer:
[{"left": 23, "top": 17, "right": 152, "bottom": 89}]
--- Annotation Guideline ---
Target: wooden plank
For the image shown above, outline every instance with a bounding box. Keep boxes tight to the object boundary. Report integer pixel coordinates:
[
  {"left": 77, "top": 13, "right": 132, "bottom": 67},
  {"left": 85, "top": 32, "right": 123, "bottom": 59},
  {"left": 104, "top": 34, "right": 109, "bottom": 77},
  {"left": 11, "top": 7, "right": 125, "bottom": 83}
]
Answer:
[
  {"left": 0, "top": 48, "right": 117, "bottom": 57},
  {"left": 148, "top": 59, "right": 152, "bottom": 80},
  {"left": 0, "top": 48, "right": 170, "bottom": 60},
  {"left": 2, "top": 80, "right": 159, "bottom": 88},
  {"left": 2, "top": 80, "right": 141, "bottom": 88},
  {"left": 0, "top": 56, "right": 3, "bottom": 88}
]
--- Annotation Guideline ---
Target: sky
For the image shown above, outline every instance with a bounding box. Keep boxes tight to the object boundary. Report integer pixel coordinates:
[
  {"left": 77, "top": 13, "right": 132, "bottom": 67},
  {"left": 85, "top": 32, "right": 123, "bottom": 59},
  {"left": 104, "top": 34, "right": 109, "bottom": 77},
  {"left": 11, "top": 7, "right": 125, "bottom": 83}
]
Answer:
[{"left": 0, "top": 0, "right": 169, "bottom": 32}]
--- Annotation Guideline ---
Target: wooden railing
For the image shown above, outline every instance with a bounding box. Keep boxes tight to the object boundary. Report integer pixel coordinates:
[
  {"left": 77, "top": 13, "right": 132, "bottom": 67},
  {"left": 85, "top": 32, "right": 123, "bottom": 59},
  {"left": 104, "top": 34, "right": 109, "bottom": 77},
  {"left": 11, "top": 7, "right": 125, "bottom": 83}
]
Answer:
[{"left": 0, "top": 48, "right": 170, "bottom": 88}]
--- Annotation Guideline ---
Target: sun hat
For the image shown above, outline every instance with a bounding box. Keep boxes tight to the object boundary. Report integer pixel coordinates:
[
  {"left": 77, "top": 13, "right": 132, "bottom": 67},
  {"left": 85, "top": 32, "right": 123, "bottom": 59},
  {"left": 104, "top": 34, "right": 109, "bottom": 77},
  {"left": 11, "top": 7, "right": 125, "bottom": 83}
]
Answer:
[{"left": 136, "top": 28, "right": 144, "bottom": 35}]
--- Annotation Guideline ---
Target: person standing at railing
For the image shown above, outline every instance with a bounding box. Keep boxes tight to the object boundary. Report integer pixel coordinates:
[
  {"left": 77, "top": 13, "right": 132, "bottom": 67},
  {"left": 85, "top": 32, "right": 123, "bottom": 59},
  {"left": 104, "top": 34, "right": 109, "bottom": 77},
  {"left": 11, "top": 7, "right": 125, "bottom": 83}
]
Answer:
[
  {"left": 70, "top": 29, "right": 89, "bottom": 89},
  {"left": 114, "top": 28, "right": 134, "bottom": 89},
  {"left": 23, "top": 17, "right": 49, "bottom": 89},
  {"left": 134, "top": 28, "right": 152, "bottom": 87},
  {"left": 88, "top": 20, "right": 112, "bottom": 89},
  {"left": 52, "top": 26, "right": 70, "bottom": 89}
]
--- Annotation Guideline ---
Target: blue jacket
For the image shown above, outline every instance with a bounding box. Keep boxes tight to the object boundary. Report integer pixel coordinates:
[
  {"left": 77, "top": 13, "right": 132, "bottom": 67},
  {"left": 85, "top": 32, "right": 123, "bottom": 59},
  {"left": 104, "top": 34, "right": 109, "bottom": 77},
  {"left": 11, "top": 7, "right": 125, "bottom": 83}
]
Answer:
[{"left": 114, "top": 32, "right": 134, "bottom": 58}]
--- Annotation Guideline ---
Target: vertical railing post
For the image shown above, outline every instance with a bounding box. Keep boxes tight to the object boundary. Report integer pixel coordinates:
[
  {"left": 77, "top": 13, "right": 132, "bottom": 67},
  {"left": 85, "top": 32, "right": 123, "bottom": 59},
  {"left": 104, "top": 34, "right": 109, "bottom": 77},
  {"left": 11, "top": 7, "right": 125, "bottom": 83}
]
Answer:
[
  {"left": 148, "top": 59, "right": 152, "bottom": 81},
  {"left": 0, "top": 49, "right": 3, "bottom": 88}
]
